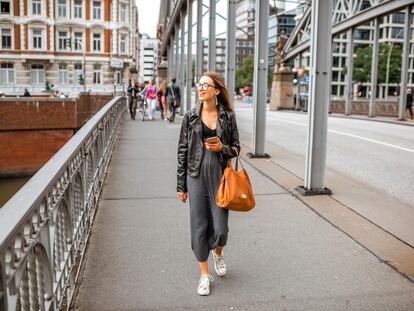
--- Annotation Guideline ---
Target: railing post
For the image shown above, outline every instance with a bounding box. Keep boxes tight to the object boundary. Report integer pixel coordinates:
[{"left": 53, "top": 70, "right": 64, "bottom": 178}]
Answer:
[
  {"left": 186, "top": 0, "right": 193, "bottom": 111},
  {"left": 180, "top": 9, "right": 186, "bottom": 116},
  {"left": 226, "top": 0, "right": 237, "bottom": 102},
  {"left": 345, "top": 28, "right": 354, "bottom": 115},
  {"left": 208, "top": 0, "right": 216, "bottom": 71},
  {"left": 369, "top": 18, "right": 379, "bottom": 118},
  {"left": 398, "top": 5, "right": 413, "bottom": 120},
  {"left": 196, "top": 0, "right": 203, "bottom": 82}
]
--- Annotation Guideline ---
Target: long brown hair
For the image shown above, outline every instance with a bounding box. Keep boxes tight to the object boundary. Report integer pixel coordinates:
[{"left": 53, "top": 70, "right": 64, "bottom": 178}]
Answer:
[
  {"left": 159, "top": 80, "right": 167, "bottom": 93},
  {"left": 202, "top": 71, "right": 233, "bottom": 112}
]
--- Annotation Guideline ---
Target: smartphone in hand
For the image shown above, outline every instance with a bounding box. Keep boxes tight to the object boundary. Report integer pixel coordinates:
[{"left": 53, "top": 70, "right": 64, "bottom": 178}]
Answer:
[{"left": 205, "top": 136, "right": 221, "bottom": 144}]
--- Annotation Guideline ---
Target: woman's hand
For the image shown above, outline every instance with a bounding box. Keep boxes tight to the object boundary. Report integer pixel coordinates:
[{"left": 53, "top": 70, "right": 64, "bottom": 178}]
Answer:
[
  {"left": 178, "top": 192, "right": 187, "bottom": 203},
  {"left": 205, "top": 141, "right": 223, "bottom": 152}
]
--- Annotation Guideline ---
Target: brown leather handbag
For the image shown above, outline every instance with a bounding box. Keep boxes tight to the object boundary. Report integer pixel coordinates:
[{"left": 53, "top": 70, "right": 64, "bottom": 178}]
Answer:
[{"left": 216, "top": 154, "right": 255, "bottom": 212}]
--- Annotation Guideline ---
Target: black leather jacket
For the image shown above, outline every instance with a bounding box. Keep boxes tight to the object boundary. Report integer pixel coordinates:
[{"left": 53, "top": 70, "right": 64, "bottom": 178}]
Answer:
[{"left": 177, "top": 102, "right": 240, "bottom": 193}]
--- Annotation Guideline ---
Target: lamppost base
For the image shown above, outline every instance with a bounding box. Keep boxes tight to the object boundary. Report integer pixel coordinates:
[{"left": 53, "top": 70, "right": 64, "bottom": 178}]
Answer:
[
  {"left": 246, "top": 152, "right": 270, "bottom": 159},
  {"left": 296, "top": 186, "right": 332, "bottom": 196}
]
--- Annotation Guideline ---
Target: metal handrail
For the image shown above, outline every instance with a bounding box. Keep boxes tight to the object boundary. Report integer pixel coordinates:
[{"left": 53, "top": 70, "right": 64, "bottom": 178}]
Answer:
[{"left": 0, "top": 96, "right": 126, "bottom": 310}]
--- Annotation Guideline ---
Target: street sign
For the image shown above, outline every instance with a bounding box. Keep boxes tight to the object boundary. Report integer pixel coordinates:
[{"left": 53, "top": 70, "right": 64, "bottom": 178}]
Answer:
[
  {"left": 304, "top": 75, "right": 309, "bottom": 85},
  {"left": 111, "top": 59, "right": 123, "bottom": 69}
]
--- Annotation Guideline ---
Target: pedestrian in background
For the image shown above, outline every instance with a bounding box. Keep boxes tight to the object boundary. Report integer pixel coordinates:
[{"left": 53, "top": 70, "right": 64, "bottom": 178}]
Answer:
[
  {"left": 406, "top": 88, "right": 413, "bottom": 120},
  {"left": 165, "top": 77, "right": 181, "bottom": 123},
  {"left": 128, "top": 79, "right": 139, "bottom": 120},
  {"left": 141, "top": 79, "right": 158, "bottom": 121},
  {"left": 158, "top": 80, "right": 168, "bottom": 120},
  {"left": 177, "top": 72, "right": 240, "bottom": 296}
]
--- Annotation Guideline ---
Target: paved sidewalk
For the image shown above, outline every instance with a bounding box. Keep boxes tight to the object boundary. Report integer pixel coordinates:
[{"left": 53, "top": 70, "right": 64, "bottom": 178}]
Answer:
[{"left": 73, "top": 112, "right": 414, "bottom": 311}]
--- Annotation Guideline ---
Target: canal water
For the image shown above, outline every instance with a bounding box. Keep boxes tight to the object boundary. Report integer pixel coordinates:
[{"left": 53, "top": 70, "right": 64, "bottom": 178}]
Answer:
[{"left": 0, "top": 177, "right": 30, "bottom": 208}]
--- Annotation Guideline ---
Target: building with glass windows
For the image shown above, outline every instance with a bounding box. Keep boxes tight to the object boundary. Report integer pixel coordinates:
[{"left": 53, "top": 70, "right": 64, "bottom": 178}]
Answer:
[
  {"left": 293, "top": 7, "right": 412, "bottom": 98},
  {"left": 201, "top": 37, "right": 255, "bottom": 75},
  {"left": 139, "top": 34, "right": 158, "bottom": 84},
  {"left": 0, "top": 0, "right": 139, "bottom": 96}
]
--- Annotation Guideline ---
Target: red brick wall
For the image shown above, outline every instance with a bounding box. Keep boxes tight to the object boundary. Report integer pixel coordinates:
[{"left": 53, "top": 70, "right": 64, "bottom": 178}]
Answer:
[
  {"left": 14, "top": 25, "right": 20, "bottom": 50},
  {"left": 14, "top": 0, "right": 19, "bottom": 15},
  {"left": 0, "top": 95, "right": 114, "bottom": 176},
  {"left": 0, "top": 100, "right": 78, "bottom": 131},
  {"left": 0, "top": 130, "right": 74, "bottom": 177},
  {"left": 105, "top": 0, "right": 110, "bottom": 21}
]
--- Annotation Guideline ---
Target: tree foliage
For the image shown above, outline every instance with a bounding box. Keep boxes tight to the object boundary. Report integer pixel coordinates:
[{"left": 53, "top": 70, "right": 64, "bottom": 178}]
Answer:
[
  {"left": 235, "top": 55, "right": 254, "bottom": 88},
  {"left": 344, "top": 43, "right": 402, "bottom": 84}
]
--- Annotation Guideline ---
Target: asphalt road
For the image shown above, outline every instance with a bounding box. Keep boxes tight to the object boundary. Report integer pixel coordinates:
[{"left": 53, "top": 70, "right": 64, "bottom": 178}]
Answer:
[{"left": 235, "top": 104, "right": 414, "bottom": 207}]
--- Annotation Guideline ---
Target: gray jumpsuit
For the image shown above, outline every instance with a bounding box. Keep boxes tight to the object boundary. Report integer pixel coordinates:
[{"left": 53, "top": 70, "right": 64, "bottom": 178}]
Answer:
[{"left": 186, "top": 122, "right": 229, "bottom": 262}]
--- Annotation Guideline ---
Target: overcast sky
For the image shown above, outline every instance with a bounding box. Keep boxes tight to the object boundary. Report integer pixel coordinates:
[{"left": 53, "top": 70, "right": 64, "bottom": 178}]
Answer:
[{"left": 136, "top": 0, "right": 299, "bottom": 39}]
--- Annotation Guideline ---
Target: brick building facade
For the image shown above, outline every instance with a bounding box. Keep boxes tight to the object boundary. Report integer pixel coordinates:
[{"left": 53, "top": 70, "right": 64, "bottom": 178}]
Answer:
[{"left": 0, "top": 0, "right": 139, "bottom": 96}]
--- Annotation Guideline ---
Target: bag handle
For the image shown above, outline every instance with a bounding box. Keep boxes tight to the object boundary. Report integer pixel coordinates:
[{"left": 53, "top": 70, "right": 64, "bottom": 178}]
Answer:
[{"left": 231, "top": 147, "right": 244, "bottom": 172}]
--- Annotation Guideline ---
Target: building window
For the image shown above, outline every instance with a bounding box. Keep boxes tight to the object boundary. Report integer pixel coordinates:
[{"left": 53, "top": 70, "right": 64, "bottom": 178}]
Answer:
[
  {"left": 32, "top": 0, "right": 42, "bottom": 15},
  {"left": 31, "top": 64, "right": 45, "bottom": 84},
  {"left": 74, "top": 0, "right": 82, "bottom": 18},
  {"left": 120, "top": 34, "right": 126, "bottom": 54},
  {"left": 57, "top": 0, "right": 67, "bottom": 17},
  {"left": 93, "top": 64, "right": 101, "bottom": 84},
  {"left": 1, "top": 0, "right": 11, "bottom": 14},
  {"left": 93, "top": 1, "right": 101, "bottom": 19},
  {"left": 59, "top": 64, "right": 67, "bottom": 83},
  {"left": 74, "top": 63, "right": 83, "bottom": 84},
  {"left": 58, "top": 31, "right": 68, "bottom": 50},
  {"left": 1, "top": 28, "right": 11, "bottom": 49},
  {"left": 32, "top": 29, "right": 42, "bottom": 49},
  {"left": 391, "top": 27, "right": 404, "bottom": 39},
  {"left": 120, "top": 3, "right": 127, "bottom": 22},
  {"left": 116, "top": 71, "right": 121, "bottom": 84},
  {"left": 0, "top": 63, "right": 14, "bottom": 84},
  {"left": 74, "top": 31, "right": 83, "bottom": 51},
  {"left": 93, "top": 33, "right": 101, "bottom": 52}
]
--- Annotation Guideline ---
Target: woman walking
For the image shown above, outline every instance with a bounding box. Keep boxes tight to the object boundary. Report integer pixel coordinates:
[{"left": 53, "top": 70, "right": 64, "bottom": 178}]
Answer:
[
  {"left": 158, "top": 80, "right": 168, "bottom": 120},
  {"left": 141, "top": 79, "right": 157, "bottom": 120},
  {"left": 177, "top": 72, "right": 240, "bottom": 296}
]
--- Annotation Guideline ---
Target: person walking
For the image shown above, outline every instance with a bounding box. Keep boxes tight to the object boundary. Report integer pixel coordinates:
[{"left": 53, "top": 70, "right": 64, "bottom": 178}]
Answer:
[
  {"left": 165, "top": 77, "right": 181, "bottom": 123},
  {"left": 127, "top": 79, "right": 139, "bottom": 120},
  {"left": 141, "top": 79, "right": 158, "bottom": 121},
  {"left": 406, "top": 88, "right": 413, "bottom": 120},
  {"left": 176, "top": 72, "right": 240, "bottom": 296},
  {"left": 158, "top": 80, "right": 168, "bottom": 120}
]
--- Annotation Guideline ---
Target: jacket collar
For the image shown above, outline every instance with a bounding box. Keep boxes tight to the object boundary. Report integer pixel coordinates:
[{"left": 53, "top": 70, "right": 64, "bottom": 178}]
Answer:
[{"left": 189, "top": 100, "right": 229, "bottom": 140}]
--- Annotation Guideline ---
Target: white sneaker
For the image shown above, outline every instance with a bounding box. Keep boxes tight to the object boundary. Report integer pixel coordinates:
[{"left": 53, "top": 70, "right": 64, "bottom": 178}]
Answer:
[
  {"left": 197, "top": 274, "right": 213, "bottom": 296},
  {"left": 212, "top": 250, "right": 227, "bottom": 276}
]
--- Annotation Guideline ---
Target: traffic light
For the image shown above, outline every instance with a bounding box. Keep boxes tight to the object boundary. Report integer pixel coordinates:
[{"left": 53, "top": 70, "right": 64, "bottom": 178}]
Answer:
[
  {"left": 78, "top": 74, "right": 84, "bottom": 85},
  {"left": 293, "top": 72, "right": 298, "bottom": 85},
  {"left": 45, "top": 81, "right": 50, "bottom": 91},
  {"left": 50, "top": 83, "right": 55, "bottom": 92},
  {"left": 65, "top": 38, "right": 71, "bottom": 49}
]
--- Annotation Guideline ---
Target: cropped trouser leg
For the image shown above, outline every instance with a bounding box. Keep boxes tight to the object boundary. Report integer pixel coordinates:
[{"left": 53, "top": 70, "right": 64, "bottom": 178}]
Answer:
[{"left": 187, "top": 150, "right": 229, "bottom": 262}]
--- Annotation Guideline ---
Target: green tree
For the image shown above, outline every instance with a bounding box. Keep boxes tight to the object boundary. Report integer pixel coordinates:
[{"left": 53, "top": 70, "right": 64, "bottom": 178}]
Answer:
[
  {"left": 342, "top": 43, "right": 402, "bottom": 84},
  {"left": 235, "top": 55, "right": 254, "bottom": 88}
]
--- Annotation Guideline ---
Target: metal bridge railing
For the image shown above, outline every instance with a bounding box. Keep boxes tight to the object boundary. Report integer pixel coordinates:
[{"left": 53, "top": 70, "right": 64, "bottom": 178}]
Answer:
[{"left": 0, "top": 96, "right": 126, "bottom": 311}]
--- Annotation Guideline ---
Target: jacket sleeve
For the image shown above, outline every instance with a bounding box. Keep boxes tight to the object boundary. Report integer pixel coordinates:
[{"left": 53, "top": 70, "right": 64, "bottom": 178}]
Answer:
[
  {"left": 221, "top": 112, "right": 241, "bottom": 160},
  {"left": 177, "top": 112, "right": 189, "bottom": 192}
]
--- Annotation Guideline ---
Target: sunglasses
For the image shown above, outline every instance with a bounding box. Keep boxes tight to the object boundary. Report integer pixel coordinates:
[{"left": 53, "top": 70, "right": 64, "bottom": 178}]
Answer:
[{"left": 196, "top": 83, "right": 216, "bottom": 91}]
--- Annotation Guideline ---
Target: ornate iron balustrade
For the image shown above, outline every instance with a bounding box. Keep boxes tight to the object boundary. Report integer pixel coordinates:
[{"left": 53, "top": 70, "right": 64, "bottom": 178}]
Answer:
[{"left": 0, "top": 96, "right": 126, "bottom": 311}]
